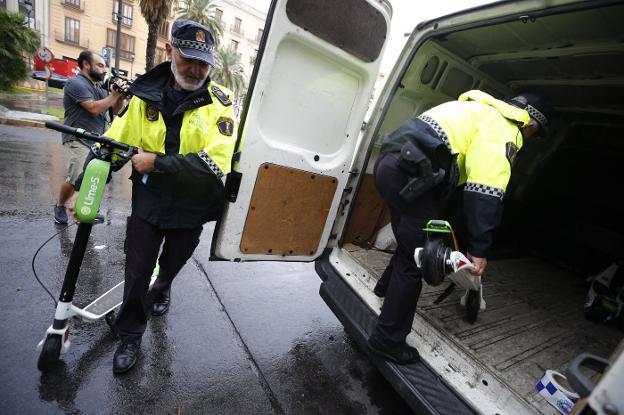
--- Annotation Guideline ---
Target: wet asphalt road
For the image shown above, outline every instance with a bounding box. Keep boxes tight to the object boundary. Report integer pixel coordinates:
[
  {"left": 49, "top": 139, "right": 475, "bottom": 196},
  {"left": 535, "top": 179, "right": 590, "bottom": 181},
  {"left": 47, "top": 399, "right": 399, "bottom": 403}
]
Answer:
[{"left": 0, "top": 124, "right": 414, "bottom": 414}]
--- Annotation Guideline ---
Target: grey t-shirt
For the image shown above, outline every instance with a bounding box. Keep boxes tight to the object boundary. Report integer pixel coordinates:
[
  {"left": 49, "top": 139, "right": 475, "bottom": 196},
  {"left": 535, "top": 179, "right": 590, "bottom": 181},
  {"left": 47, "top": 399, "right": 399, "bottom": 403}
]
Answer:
[{"left": 62, "top": 73, "right": 109, "bottom": 143}]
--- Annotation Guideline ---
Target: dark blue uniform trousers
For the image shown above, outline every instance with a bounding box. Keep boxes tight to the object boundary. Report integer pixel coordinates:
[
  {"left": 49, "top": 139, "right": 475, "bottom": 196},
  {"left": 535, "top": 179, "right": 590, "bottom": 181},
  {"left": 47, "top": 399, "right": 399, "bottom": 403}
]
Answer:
[
  {"left": 371, "top": 152, "right": 441, "bottom": 347},
  {"left": 115, "top": 214, "right": 202, "bottom": 344}
]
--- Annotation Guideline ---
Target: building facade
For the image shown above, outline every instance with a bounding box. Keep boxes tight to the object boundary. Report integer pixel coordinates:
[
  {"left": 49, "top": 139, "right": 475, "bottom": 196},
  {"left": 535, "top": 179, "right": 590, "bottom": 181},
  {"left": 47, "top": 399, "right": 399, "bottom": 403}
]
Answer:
[
  {"left": 0, "top": 0, "right": 174, "bottom": 79},
  {"left": 43, "top": 0, "right": 174, "bottom": 79},
  {"left": 2, "top": 0, "right": 266, "bottom": 87},
  {"left": 213, "top": 0, "right": 266, "bottom": 84}
]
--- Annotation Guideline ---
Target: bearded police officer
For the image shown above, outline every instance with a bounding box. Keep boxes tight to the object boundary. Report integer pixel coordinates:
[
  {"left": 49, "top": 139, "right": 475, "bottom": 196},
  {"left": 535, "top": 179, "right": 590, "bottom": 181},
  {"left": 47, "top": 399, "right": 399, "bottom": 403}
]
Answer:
[
  {"left": 368, "top": 90, "right": 551, "bottom": 364},
  {"left": 70, "top": 19, "right": 237, "bottom": 374}
]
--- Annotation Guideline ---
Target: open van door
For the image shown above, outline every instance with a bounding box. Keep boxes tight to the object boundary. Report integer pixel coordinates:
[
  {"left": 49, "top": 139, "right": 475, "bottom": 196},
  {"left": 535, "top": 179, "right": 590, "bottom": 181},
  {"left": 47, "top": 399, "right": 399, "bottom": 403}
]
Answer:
[{"left": 211, "top": 0, "right": 391, "bottom": 261}]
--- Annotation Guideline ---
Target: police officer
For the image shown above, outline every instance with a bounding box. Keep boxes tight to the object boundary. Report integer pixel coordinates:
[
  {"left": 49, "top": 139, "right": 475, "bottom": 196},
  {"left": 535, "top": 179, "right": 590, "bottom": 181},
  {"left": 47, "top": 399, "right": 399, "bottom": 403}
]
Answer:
[
  {"left": 71, "top": 20, "right": 237, "bottom": 374},
  {"left": 367, "top": 90, "right": 551, "bottom": 364}
]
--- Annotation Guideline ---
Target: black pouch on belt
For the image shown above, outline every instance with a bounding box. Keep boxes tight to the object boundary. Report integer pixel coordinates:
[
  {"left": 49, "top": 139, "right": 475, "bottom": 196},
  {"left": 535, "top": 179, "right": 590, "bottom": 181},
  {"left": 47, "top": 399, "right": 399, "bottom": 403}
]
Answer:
[{"left": 398, "top": 141, "right": 446, "bottom": 203}]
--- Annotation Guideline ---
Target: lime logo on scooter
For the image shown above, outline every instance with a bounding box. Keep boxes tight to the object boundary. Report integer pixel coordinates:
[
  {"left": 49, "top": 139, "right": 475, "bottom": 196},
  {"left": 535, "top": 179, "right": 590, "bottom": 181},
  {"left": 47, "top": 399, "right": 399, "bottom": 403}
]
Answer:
[{"left": 76, "top": 158, "right": 110, "bottom": 223}]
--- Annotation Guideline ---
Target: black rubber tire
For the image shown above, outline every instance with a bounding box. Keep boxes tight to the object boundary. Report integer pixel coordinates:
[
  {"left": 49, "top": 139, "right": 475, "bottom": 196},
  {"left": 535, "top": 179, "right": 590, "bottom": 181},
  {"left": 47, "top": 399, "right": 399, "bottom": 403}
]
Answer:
[
  {"left": 105, "top": 310, "right": 118, "bottom": 337},
  {"left": 37, "top": 334, "right": 62, "bottom": 371},
  {"left": 421, "top": 238, "right": 448, "bottom": 286},
  {"left": 465, "top": 289, "right": 480, "bottom": 324}
]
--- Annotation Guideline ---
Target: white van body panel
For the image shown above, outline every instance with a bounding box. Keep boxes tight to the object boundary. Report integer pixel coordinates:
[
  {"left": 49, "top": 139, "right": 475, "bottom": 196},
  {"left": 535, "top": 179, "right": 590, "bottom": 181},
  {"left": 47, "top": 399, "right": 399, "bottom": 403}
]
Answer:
[
  {"left": 210, "top": 0, "right": 623, "bottom": 413},
  {"left": 329, "top": 248, "right": 535, "bottom": 414},
  {"left": 212, "top": 0, "right": 391, "bottom": 261}
]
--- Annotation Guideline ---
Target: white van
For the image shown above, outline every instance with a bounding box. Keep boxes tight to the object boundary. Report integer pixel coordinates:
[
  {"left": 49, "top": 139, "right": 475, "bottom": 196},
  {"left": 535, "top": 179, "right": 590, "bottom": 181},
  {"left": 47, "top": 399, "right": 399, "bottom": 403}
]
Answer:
[{"left": 210, "top": 0, "right": 624, "bottom": 413}]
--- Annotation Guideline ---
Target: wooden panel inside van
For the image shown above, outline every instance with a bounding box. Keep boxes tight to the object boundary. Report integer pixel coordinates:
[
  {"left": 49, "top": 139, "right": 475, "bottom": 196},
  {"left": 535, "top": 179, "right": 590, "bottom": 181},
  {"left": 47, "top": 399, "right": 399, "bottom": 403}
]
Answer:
[
  {"left": 240, "top": 163, "right": 338, "bottom": 256},
  {"left": 343, "top": 174, "right": 390, "bottom": 246}
]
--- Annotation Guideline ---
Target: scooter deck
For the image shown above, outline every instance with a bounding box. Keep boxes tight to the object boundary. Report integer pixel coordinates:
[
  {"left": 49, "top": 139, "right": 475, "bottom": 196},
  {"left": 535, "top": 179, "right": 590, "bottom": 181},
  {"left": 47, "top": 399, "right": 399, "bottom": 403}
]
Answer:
[
  {"left": 82, "top": 281, "right": 125, "bottom": 318},
  {"left": 82, "top": 275, "right": 157, "bottom": 319}
]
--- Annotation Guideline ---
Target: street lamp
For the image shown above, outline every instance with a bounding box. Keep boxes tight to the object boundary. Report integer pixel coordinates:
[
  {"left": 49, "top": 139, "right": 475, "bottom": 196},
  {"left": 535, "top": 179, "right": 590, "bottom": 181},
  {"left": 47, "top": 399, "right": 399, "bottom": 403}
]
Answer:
[
  {"left": 114, "top": 0, "right": 122, "bottom": 74},
  {"left": 22, "top": 0, "right": 34, "bottom": 70},
  {"left": 22, "top": 0, "right": 33, "bottom": 27}
]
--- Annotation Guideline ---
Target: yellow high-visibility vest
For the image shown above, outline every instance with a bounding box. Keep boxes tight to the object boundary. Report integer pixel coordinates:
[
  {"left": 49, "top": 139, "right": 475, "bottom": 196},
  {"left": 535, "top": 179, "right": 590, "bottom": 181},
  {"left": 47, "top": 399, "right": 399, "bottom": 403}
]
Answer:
[
  {"left": 105, "top": 81, "right": 237, "bottom": 176},
  {"left": 423, "top": 90, "right": 530, "bottom": 193}
]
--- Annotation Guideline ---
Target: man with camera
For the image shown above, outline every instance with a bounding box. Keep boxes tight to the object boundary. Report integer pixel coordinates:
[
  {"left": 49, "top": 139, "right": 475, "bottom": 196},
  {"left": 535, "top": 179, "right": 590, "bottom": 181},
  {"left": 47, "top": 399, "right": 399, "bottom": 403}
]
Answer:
[{"left": 53, "top": 50, "right": 126, "bottom": 225}]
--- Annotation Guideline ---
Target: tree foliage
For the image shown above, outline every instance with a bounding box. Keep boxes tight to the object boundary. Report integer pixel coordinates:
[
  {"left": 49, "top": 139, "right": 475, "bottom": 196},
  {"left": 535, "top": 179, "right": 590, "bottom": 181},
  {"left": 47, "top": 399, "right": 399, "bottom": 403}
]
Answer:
[
  {"left": 139, "top": 0, "right": 172, "bottom": 71},
  {"left": 176, "top": 0, "right": 223, "bottom": 46},
  {"left": 0, "top": 9, "right": 40, "bottom": 90},
  {"left": 210, "top": 47, "right": 246, "bottom": 99}
]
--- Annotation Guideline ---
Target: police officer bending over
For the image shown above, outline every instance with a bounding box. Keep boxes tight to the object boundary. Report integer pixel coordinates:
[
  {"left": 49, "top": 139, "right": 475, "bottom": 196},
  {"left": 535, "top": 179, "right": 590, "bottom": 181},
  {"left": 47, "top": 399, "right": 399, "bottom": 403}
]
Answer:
[
  {"left": 368, "top": 90, "right": 551, "bottom": 364},
  {"left": 72, "top": 19, "right": 237, "bottom": 374}
]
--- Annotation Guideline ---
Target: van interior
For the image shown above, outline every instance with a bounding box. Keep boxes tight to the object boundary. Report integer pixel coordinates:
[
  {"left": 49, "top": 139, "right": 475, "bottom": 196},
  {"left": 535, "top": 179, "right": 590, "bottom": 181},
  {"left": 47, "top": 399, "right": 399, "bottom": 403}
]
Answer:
[{"left": 340, "top": 1, "right": 624, "bottom": 413}]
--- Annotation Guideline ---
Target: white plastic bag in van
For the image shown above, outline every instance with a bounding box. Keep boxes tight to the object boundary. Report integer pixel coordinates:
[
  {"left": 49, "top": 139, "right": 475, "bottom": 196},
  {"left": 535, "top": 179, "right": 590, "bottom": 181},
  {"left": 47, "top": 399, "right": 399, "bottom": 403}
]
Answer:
[{"left": 374, "top": 222, "right": 397, "bottom": 250}]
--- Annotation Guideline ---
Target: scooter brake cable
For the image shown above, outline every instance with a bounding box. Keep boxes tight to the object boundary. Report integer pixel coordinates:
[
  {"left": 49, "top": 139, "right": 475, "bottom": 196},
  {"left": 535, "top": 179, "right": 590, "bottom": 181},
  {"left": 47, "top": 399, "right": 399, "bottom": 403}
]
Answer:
[{"left": 31, "top": 223, "right": 76, "bottom": 307}]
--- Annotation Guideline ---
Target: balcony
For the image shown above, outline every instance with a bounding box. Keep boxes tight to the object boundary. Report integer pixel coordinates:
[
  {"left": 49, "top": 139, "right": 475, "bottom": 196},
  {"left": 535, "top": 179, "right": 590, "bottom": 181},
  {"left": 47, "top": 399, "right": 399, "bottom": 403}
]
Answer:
[
  {"left": 53, "top": 29, "right": 88, "bottom": 48},
  {"left": 117, "top": 50, "right": 135, "bottom": 62},
  {"left": 106, "top": 47, "right": 135, "bottom": 62},
  {"left": 247, "top": 35, "right": 260, "bottom": 45},
  {"left": 112, "top": 12, "right": 133, "bottom": 28},
  {"left": 229, "top": 24, "right": 244, "bottom": 37},
  {"left": 61, "top": 0, "right": 84, "bottom": 12}
]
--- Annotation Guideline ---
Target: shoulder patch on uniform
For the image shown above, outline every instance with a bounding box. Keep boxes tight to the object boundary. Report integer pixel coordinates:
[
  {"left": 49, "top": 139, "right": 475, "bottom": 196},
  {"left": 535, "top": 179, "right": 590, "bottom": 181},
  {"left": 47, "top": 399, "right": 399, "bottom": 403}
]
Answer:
[
  {"left": 146, "top": 104, "right": 159, "bottom": 121},
  {"left": 505, "top": 141, "right": 518, "bottom": 165},
  {"left": 211, "top": 85, "right": 232, "bottom": 106},
  {"left": 217, "top": 116, "right": 235, "bottom": 136}
]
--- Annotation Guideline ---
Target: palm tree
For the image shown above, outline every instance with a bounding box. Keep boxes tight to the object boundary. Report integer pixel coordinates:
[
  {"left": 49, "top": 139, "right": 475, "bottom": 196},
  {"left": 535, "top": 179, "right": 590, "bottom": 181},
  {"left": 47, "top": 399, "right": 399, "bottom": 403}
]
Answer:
[
  {"left": 0, "top": 8, "right": 40, "bottom": 90},
  {"left": 139, "top": 0, "right": 172, "bottom": 71},
  {"left": 176, "top": 0, "right": 223, "bottom": 45},
  {"left": 210, "top": 47, "right": 246, "bottom": 100}
]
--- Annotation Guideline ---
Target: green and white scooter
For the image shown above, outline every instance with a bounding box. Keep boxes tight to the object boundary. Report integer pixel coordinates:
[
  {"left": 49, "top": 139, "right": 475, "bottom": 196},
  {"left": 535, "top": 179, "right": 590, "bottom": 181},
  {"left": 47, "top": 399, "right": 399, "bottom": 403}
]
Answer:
[
  {"left": 414, "top": 220, "right": 486, "bottom": 323},
  {"left": 36, "top": 121, "right": 154, "bottom": 371}
]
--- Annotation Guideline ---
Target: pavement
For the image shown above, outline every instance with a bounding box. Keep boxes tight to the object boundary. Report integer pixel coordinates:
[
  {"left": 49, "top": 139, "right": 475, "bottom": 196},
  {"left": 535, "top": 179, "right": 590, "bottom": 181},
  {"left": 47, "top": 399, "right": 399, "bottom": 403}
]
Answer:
[
  {"left": 0, "top": 88, "right": 63, "bottom": 128},
  {"left": 0, "top": 124, "right": 414, "bottom": 414},
  {"left": 0, "top": 104, "right": 58, "bottom": 128}
]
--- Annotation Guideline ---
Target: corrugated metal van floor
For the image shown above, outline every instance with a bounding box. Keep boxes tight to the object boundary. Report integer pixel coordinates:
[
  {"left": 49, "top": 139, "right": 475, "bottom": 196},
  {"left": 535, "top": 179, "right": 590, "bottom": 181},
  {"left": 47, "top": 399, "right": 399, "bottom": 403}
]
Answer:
[{"left": 349, "top": 250, "right": 623, "bottom": 412}]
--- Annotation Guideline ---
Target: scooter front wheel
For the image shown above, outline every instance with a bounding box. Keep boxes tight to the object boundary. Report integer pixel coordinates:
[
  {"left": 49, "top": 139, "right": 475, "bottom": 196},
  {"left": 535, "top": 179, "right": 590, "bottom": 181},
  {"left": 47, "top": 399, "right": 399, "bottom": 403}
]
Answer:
[{"left": 37, "top": 334, "right": 62, "bottom": 371}]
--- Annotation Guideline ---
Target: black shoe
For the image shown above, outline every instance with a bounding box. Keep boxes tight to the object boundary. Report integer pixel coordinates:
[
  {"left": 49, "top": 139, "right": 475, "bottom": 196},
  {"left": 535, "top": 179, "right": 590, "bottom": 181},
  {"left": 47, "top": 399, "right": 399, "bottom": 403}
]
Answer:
[
  {"left": 113, "top": 342, "right": 140, "bottom": 374},
  {"left": 94, "top": 213, "right": 105, "bottom": 223},
  {"left": 367, "top": 336, "right": 420, "bottom": 365},
  {"left": 152, "top": 286, "right": 171, "bottom": 316},
  {"left": 373, "top": 280, "right": 387, "bottom": 298}
]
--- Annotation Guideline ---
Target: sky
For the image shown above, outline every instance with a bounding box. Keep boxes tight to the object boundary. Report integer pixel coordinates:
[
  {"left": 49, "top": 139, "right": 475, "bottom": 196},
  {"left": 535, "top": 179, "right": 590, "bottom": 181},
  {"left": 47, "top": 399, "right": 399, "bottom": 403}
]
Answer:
[{"left": 239, "top": 0, "right": 496, "bottom": 74}]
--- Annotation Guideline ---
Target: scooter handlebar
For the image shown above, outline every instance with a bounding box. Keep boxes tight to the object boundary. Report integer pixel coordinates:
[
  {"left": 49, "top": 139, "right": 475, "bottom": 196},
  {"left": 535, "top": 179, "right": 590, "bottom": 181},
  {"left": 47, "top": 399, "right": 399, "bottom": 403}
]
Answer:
[{"left": 45, "top": 121, "right": 131, "bottom": 152}]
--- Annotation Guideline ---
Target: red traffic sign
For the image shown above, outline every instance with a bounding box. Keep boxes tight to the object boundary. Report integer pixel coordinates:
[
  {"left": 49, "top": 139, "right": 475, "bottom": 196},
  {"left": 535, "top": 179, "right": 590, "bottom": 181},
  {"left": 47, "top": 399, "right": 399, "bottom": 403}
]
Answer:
[{"left": 36, "top": 47, "right": 54, "bottom": 63}]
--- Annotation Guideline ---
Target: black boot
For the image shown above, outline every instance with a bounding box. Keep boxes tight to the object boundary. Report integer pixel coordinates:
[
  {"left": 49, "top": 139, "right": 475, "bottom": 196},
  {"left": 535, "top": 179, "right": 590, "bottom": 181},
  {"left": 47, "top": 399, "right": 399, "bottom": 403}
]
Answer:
[
  {"left": 113, "top": 342, "right": 140, "bottom": 374},
  {"left": 367, "top": 335, "right": 420, "bottom": 364},
  {"left": 373, "top": 280, "right": 387, "bottom": 297},
  {"left": 152, "top": 285, "right": 171, "bottom": 316}
]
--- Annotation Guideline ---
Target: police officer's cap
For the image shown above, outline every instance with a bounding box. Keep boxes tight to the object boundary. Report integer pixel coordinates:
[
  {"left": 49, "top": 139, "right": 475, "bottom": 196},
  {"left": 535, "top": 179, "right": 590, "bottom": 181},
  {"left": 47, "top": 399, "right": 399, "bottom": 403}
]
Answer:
[
  {"left": 509, "top": 92, "right": 552, "bottom": 134},
  {"left": 170, "top": 19, "right": 215, "bottom": 65}
]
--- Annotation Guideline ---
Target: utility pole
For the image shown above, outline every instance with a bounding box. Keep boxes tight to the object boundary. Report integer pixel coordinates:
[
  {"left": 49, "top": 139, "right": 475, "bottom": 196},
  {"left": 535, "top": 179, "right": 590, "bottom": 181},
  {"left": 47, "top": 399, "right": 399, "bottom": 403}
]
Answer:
[{"left": 114, "top": 0, "right": 122, "bottom": 75}]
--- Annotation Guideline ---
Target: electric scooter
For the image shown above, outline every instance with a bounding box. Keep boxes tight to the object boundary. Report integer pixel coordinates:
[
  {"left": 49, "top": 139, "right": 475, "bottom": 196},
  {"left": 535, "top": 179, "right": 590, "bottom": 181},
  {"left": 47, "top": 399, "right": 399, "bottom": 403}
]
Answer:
[
  {"left": 36, "top": 121, "right": 153, "bottom": 371},
  {"left": 414, "top": 220, "right": 486, "bottom": 323}
]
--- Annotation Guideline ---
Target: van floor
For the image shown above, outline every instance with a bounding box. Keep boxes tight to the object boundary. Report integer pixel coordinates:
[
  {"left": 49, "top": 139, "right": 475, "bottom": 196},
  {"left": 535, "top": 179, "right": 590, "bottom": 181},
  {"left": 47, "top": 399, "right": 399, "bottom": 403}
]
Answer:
[{"left": 348, "top": 247, "right": 623, "bottom": 413}]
